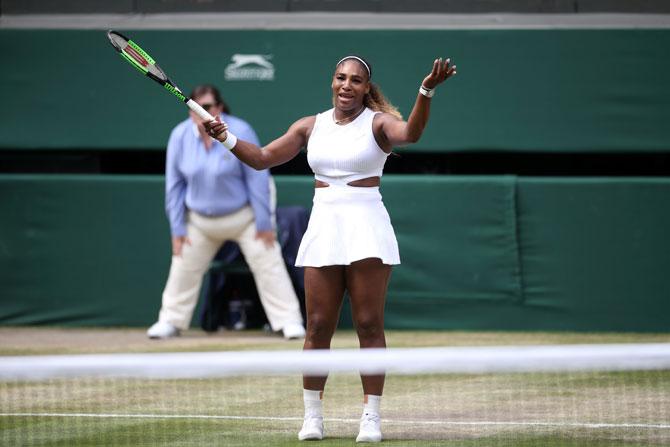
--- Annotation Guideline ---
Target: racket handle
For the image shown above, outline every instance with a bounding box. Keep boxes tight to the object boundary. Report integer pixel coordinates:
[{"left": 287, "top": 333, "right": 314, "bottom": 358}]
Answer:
[{"left": 186, "top": 99, "right": 216, "bottom": 122}]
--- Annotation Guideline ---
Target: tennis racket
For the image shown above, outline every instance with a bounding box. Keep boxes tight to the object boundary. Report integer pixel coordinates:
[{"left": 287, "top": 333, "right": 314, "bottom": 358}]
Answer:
[{"left": 107, "top": 30, "right": 215, "bottom": 122}]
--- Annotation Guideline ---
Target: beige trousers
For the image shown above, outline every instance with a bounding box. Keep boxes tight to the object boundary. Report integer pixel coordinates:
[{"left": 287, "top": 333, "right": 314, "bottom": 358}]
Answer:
[{"left": 158, "top": 206, "right": 303, "bottom": 331}]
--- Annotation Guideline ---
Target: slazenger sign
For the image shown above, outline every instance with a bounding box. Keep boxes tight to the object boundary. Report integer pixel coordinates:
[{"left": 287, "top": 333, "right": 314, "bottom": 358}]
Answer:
[{"left": 224, "top": 54, "right": 275, "bottom": 81}]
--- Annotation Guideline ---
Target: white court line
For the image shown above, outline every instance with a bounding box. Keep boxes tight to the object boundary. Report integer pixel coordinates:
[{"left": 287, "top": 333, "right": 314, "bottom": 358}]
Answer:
[{"left": 1, "top": 413, "right": 669, "bottom": 430}]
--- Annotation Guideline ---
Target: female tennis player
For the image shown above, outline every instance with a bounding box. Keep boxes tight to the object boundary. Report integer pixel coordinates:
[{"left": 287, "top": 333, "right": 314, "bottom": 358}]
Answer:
[{"left": 205, "top": 55, "right": 456, "bottom": 443}]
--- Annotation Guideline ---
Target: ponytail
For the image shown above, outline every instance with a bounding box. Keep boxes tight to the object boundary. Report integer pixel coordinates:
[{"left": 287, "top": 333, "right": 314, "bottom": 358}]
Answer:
[{"left": 364, "top": 83, "right": 402, "bottom": 120}]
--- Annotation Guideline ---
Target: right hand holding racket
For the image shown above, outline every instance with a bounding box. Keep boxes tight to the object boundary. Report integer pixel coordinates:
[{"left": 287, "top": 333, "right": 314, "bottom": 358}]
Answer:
[{"left": 204, "top": 118, "right": 229, "bottom": 142}]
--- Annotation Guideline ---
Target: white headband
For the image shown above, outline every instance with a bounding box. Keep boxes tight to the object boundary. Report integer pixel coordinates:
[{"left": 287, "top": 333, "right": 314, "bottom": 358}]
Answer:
[{"left": 336, "top": 56, "right": 371, "bottom": 79}]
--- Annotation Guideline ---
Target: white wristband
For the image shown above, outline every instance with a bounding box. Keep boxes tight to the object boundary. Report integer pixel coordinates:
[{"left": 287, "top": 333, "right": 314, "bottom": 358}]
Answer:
[
  {"left": 419, "top": 85, "right": 435, "bottom": 98},
  {"left": 221, "top": 132, "right": 238, "bottom": 150}
]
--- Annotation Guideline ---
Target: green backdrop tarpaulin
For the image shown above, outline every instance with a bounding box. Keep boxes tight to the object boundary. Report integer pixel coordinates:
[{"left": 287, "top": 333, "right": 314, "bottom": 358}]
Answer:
[
  {"left": 379, "top": 176, "right": 523, "bottom": 328},
  {"left": 1, "top": 174, "right": 669, "bottom": 331},
  {"left": 0, "top": 175, "right": 170, "bottom": 326},
  {"left": 1, "top": 29, "right": 669, "bottom": 152},
  {"left": 518, "top": 178, "right": 670, "bottom": 331}
]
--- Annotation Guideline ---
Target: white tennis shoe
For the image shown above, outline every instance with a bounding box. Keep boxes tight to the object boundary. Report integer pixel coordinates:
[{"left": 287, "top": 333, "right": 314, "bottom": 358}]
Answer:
[
  {"left": 356, "top": 412, "right": 382, "bottom": 443},
  {"left": 282, "top": 322, "right": 306, "bottom": 340},
  {"left": 146, "top": 321, "right": 179, "bottom": 339},
  {"left": 298, "top": 415, "right": 324, "bottom": 441}
]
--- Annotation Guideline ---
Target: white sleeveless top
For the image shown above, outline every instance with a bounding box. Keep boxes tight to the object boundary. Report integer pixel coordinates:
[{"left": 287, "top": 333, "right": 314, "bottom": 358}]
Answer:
[{"left": 307, "top": 107, "right": 389, "bottom": 185}]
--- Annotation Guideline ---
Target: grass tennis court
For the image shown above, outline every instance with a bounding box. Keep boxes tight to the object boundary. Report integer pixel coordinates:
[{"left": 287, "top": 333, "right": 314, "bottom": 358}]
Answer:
[
  {"left": 1, "top": 329, "right": 669, "bottom": 446},
  {"left": 3, "top": 327, "right": 670, "bottom": 355}
]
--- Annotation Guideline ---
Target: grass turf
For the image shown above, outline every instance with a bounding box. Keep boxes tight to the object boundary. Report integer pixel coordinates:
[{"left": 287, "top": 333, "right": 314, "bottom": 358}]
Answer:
[
  {"left": 1, "top": 327, "right": 669, "bottom": 355},
  {"left": 1, "top": 329, "right": 669, "bottom": 445},
  {"left": 0, "top": 417, "right": 662, "bottom": 446}
]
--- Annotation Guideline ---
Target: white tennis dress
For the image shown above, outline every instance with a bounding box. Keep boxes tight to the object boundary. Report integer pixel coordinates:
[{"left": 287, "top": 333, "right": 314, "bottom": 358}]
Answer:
[{"left": 295, "top": 107, "right": 401, "bottom": 267}]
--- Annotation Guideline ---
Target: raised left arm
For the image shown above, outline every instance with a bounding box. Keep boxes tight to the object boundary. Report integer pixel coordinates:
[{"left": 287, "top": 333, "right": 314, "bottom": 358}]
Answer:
[{"left": 380, "top": 58, "right": 456, "bottom": 147}]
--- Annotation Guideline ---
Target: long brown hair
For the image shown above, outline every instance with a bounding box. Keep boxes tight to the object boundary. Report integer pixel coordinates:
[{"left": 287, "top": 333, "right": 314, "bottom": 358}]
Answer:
[
  {"left": 335, "top": 56, "right": 402, "bottom": 120},
  {"left": 365, "top": 82, "right": 402, "bottom": 120}
]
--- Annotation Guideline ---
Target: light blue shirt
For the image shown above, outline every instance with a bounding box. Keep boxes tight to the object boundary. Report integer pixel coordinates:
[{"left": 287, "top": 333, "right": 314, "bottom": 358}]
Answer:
[{"left": 165, "top": 113, "right": 270, "bottom": 237}]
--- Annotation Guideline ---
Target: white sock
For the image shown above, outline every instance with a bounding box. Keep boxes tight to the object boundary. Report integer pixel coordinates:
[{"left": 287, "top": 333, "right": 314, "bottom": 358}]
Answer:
[
  {"left": 363, "top": 394, "right": 381, "bottom": 416},
  {"left": 303, "top": 389, "right": 323, "bottom": 418}
]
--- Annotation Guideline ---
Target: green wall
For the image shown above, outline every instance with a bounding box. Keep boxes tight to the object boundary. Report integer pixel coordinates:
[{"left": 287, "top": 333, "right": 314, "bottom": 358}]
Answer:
[
  {"left": 2, "top": 28, "right": 669, "bottom": 152},
  {"left": 1, "top": 174, "right": 668, "bottom": 331}
]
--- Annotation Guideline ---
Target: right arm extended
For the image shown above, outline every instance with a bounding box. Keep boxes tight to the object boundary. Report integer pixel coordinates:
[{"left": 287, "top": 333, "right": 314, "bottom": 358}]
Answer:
[{"left": 204, "top": 116, "right": 315, "bottom": 170}]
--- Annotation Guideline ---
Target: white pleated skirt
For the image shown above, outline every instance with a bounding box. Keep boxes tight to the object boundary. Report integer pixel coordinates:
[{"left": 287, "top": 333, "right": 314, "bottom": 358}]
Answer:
[{"left": 295, "top": 185, "right": 400, "bottom": 267}]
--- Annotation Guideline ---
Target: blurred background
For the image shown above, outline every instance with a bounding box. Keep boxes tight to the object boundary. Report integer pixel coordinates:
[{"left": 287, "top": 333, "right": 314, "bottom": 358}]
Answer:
[{"left": 1, "top": 0, "right": 669, "bottom": 332}]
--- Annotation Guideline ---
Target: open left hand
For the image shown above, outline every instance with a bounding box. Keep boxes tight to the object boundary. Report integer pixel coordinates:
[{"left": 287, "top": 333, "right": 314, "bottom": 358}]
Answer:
[
  {"left": 422, "top": 57, "right": 457, "bottom": 89},
  {"left": 203, "top": 117, "right": 229, "bottom": 142}
]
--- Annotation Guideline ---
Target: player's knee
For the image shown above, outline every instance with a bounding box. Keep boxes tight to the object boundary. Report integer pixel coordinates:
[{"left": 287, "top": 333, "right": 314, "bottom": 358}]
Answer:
[
  {"left": 305, "top": 316, "right": 334, "bottom": 342},
  {"left": 354, "top": 317, "right": 384, "bottom": 341}
]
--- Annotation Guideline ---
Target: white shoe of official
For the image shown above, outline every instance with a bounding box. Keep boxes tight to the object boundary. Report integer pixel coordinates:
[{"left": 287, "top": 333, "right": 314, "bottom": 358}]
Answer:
[
  {"left": 146, "top": 321, "right": 179, "bottom": 339},
  {"left": 282, "top": 323, "right": 306, "bottom": 340},
  {"left": 356, "top": 412, "right": 382, "bottom": 443},
  {"left": 298, "top": 415, "right": 324, "bottom": 441}
]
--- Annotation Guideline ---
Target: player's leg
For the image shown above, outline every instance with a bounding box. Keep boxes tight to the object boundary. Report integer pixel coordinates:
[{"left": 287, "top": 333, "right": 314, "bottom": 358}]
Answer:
[
  {"left": 346, "top": 257, "right": 392, "bottom": 443},
  {"left": 299, "top": 265, "right": 346, "bottom": 440}
]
